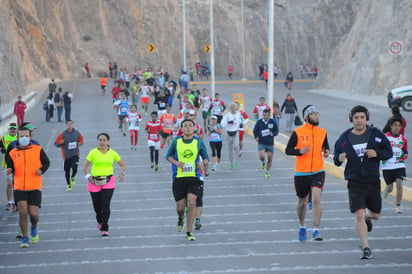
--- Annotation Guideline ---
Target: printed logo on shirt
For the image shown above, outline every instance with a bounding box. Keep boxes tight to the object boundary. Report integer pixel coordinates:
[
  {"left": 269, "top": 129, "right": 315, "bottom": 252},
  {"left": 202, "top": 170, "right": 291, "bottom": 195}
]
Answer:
[{"left": 352, "top": 143, "right": 367, "bottom": 159}]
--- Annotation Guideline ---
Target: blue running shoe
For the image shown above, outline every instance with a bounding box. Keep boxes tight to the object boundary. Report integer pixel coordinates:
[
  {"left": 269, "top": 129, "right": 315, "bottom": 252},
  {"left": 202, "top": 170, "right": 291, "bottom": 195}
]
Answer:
[
  {"left": 307, "top": 201, "right": 312, "bottom": 210},
  {"left": 20, "top": 237, "right": 29, "bottom": 248},
  {"left": 312, "top": 230, "right": 323, "bottom": 241},
  {"left": 299, "top": 227, "right": 307, "bottom": 242}
]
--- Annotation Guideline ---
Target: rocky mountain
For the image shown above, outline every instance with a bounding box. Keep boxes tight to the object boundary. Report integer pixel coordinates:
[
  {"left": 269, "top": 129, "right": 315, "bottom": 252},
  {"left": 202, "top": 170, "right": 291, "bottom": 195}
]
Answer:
[{"left": 0, "top": 0, "right": 410, "bottom": 106}]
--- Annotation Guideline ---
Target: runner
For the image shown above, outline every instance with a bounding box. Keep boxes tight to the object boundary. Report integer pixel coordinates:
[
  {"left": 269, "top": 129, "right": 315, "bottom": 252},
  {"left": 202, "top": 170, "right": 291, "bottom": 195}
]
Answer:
[
  {"left": 0, "top": 123, "right": 18, "bottom": 210},
  {"left": 54, "top": 120, "right": 84, "bottom": 192},
  {"left": 145, "top": 111, "right": 162, "bottom": 171},
  {"left": 192, "top": 84, "right": 201, "bottom": 111},
  {"left": 159, "top": 105, "right": 177, "bottom": 149},
  {"left": 5, "top": 125, "right": 50, "bottom": 247},
  {"left": 281, "top": 93, "right": 298, "bottom": 133},
  {"left": 130, "top": 81, "right": 139, "bottom": 106},
  {"left": 210, "top": 93, "right": 226, "bottom": 124},
  {"left": 334, "top": 105, "right": 392, "bottom": 259},
  {"left": 83, "top": 133, "right": 125, "bottom": 237},
  {"left": 166, "top": 119, "right": 209, "bottom": 241},
  {"left": 208, "top": 115, "right": 223, "bottom": 171},
  {"left": 286, "top": 105, "right": 329, "bottom": 242},
  {"left": 113, "top": 92, "right": 129, "bottom": 136},
  {"left": 111, "top": 81, "right": 121, "bottom": 103},
  {"left": 199, "top": 88, "right": 213, "bottom": 131},
  {"left": 236, "top": 102, "right": 249, "bottom": 157},
  {"left": 154, "top": 89, "right": 168, "bottom": 117},
  {"left": 14, "top": 96, "right": 27, "bottom": 127},
  {"left": 178, "top": 101, "right": 195, "bottom": 119},
  {"left": 382, "top": 118, "right": 408, "bottom": 213},
  {"left": 221, "top": 103, "right": 242, "bottom": 170},
  {"left": 140, "top": 80, "right": 153, "bottom": 115},
  {"left": 100, "top": 75, "right": 107, "bottom": 95},
  {"left": 126, "top": 105, "right": 142, "bottom": 151},
  {"left": 253, "top": 96, "right": 271, "bottom": 120},
  {"left": 253, "top": 109, "right": 279, "bottom": 178},
  {"left": 175, "top": 109, "right": 190, "bottom": 132}
]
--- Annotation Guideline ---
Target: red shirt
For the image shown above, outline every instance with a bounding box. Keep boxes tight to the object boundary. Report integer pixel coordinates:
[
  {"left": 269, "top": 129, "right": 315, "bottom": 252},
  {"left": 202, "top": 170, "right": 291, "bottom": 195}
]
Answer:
[
  {"left": 145, "top": 120, "right": 162, "bottom": 142},
  {"left": 112, "top": 87, "right": 121, "bottom": 99},
  {"left": 263, "top": 71, "right": 269, "bottom": 80},
  {"left": 176, "top": 123, "right": 203, "bottom": 138},
  {"left": 14, "top": 101, "right": 27, "bottom": 114}
]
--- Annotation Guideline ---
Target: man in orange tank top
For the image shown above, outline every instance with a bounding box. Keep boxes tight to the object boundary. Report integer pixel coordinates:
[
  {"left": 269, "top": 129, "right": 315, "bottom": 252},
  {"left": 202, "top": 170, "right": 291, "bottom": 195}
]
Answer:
[{"left": 285, "top": 105, "right": 329, "bottom": 242}]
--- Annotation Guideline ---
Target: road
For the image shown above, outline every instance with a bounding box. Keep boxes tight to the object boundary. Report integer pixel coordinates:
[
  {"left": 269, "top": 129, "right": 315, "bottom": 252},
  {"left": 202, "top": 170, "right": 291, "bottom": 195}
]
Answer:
[{"left": 0, "top": 79, "right": 411, "bottom": 273}]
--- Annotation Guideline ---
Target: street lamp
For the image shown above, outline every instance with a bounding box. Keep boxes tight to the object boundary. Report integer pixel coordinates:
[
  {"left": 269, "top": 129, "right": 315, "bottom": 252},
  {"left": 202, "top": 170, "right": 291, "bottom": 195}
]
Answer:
[
  {"left": 183, "top": 0, "right": 187, "bottom": 72},
  {"left": 267, "top": 0, "right": 274, "bottom": 106},
  {"left": 210, "top": 0, "right": 215, "bottom": 97},
  {"left": 241, "top": 0, "right": 247, "bottom": 81}
]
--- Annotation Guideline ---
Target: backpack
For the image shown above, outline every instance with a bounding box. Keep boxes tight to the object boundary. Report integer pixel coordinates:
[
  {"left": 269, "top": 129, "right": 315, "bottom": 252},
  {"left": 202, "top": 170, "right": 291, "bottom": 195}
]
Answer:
[{"left": 54, "top": 93, "right": 60, "bottom": 103}]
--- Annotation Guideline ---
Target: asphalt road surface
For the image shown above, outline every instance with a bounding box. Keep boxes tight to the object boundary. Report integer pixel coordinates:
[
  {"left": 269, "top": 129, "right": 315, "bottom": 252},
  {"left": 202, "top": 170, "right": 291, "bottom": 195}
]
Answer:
[{"left": 0, "top": 79, "right": 411, "bottom": 274}]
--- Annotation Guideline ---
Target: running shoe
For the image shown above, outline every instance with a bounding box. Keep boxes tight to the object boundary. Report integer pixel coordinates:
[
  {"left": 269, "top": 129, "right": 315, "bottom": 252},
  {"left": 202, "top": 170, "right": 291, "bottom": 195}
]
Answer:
[
  {"left": 299, "top": 227, "right": 307, "bottom": 242},
  {"left": 235, "top": 161, "right": 239, "bottom": 169},
  {"left": 155, "top": 164, "right": 158, "bottom": 171},
  {"left": 30, "top": 227, "right": 39, "bottom": 244},
  {"left": 70, "top": 177, "right": 76, "bottom": 186},
  {"left": 212, "top": 165, "right": 216, "bottom": 171},
  {"left": 216, "top": 164, "right": 221, "bottom": 171},
  {"left": 176, "top": 218, "right": 184, "bottom": 232},
  {"left": 5, "top": 203, "right": 12, "bottom": 211},
  {"left": 195, "top": 222, "right": 202, "bottom": 230},
  {"left": 185, "top": 232, "right": 196, "bottom": 241},
  {"left": 123, "top": 132, "right": 126, "bottom": 137},
  {"left": 67, "top": 185, "right": 72, "bottom": 192},
  {"left": 265, "top": 171, "right": 271, "bottom": 178},
  {"left": 396, "top": 205, "right": 402, "bottom": 214},
  {"left": 20, "top": 237, "right": 29, "bottom": 248},
  {"left": 260, "top": 161, "right": 266, "bottom": 170},
  {"left": 383, "top": 189, "right": 389, "bottom": 199},
  {"left": 312, "top": 230, "right": 323, "bottom": 241},
  {"left": 365, "top": 218, "right": 372, "bottom": 232},
  {"left": 238, "top": 150, "right": 242, "bottom": 157},
  {"left": 97, "top": 223, "right": 102, "bottom": 231},
  {"left": 230, "top": 163, "right": 234, "bottom": 170},
  {"left": 118, "top": 125, "right": 122, "bottom": 129},
  {"left": 16, "top": 230, "right": 23, "bottom": 239},
  {"left": 101, "top": 231, "right": 109, "bottom": 237},
  {"left": 307, "top": 201, "right": 312, "bottom": 210},
  {"left": 13, "top": 204, "right": 18, "bottom": 212},
  {"left": 150, "top": 162, "right": 154, "bottom": 168},
  {"left": 360, "top": 247, "right": 372, "bottom": 259},
  {"left": 130, "top": 146, "right": 134, "bottom": 150}
]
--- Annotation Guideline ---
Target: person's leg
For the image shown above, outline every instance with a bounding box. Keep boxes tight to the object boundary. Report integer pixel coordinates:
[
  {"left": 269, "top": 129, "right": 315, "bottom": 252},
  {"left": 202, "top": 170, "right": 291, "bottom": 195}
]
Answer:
[
  {"left": 90, "top": 191, "right": 103, "bottom": 226},
  {"left": 395, "top": 178, "right": 403, "bottom": 205},
  {"left": 134, "top": 130, "right": 139, "bottom": 146},
  {"left": 176, "top": 198, "right": 186, "bottom": 224},
  {"left": 258, "top": 149, "right": 265, "bottom": 165},
  {"left": 386, "top": 182, "right": 394, "bottom": 194},
  {"left": 28, "top": 205, "right": 39, "bottom": 231},
  {"left": 99, "top": 188, "right": 115, "bottom": 232},
  {"left": 311, "top": 187, "right": 322, "bottom": 229},
  {"left": 233, "top": 133, "right": 240, "bottom": 164},
  {"left": 154, "top": 149, "right": 159, "bottom": 166},
  {"left": 355, "top": 209, "right": 369, "bottom": 248},
  {"left": 210, "top": 142, "right": 217, "bottom": 167},
  {"left": 17, "top": 200, "right": 29, "bottom": 237},
  {"left": 297, "top": 196, "right": 308, "bottom": 227},
  {"left": 129, "top": 130, "right": 134, "bottom": 147},
  {"left": 6, "top": 177, "right": 13, "bottom": 205},
  {"left": 216, "top": 142, "right": 222, "bottom": 165},
  {"left": 149, "top": 146, "right": 155, "bottom": 167},
  {"left": 186, "top": 193, "right": 197, "bottom": 233},
  {"left": 64, "top": 159, "right": 71, "bottom": 186},
  {"left": 71, "top": 156, "right": 79, "bottom": 179},
  {"left": 227, "top": 136, "right": 234, "bottom": 165},
  {"left": 266, "top": 151, "right": 273, "bottom": 171},
  {"left": 67, "top": 106, "right": 71, "bottom": 120}
]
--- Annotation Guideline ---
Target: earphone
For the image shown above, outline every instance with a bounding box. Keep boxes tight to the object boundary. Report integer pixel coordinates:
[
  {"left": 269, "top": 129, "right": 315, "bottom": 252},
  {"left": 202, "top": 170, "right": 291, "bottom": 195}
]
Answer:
[{"left": 348, "top": 105, "right": 370, "bottom": 122}]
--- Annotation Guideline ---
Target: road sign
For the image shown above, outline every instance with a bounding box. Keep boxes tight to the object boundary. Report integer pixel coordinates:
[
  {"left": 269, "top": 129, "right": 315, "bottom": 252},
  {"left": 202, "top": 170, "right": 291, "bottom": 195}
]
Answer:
[
  {"left": 148, "top": 43, "right": 155, "bottom": 52},
  {"left": 233, "top": 93, "right": 245, "bottom": 111},
  {"left": 266, "top": 47, "right": 269, "bottom": 53},
  {"left": 389, "top": 41, "right": 402, "bottom": 55},
  {"left": 204, "top": 44, "right": 211, "bottom": 53}
]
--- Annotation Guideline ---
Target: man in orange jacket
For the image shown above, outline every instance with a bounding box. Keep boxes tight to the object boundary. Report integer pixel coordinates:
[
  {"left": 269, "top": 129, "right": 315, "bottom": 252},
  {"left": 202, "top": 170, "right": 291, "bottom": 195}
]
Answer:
[
  {"left": 5, "top": 126, "right": 50, "bottom": 248},
  {"left": 285, "top": 105, "right": 329, "bottom": 242}
]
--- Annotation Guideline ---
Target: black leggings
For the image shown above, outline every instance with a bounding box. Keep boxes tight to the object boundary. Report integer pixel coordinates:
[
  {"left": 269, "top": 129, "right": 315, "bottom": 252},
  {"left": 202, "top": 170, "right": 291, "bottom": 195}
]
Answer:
[
  {"left": 150, "top": 146, "right": 159, "bottom": 164},
  {"left": 64, "top": 156, "right": 79, "bottom": 185},
  {"left": 90, "top": 189, "right": 114, "bottom": 232},
  {"left": 209, "top": 141, "right": 222, "bottom": 158}
]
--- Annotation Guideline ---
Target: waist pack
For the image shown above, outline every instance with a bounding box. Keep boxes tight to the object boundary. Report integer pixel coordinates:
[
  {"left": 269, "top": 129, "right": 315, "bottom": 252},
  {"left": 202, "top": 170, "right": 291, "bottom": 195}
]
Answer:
[
  {"left": 227, "top": 131, "right": 237, "bottom": 137},
  {"left": 92, "top": 175, "right": 112, "bottom": 185}
]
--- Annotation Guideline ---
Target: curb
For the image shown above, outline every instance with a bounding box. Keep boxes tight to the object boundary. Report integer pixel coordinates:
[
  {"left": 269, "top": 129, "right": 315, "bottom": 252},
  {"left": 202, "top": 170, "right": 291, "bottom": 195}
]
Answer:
[
  {"left": 190, "top": 79, "right": 314, "bottom": 85},
  {"left": 244, "top": 120, "right": 412, "bottom": 203}
]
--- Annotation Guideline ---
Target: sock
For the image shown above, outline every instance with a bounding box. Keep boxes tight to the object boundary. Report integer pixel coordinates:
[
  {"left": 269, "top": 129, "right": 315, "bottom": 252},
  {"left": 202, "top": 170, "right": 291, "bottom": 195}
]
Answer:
[
  {"left": 396, "top": 204, "right": 400, "bottom": 207},
  {"left": 195, "top": 218, "right": 200, "bottom": 223},
  {"left": 186, "top": 232, "right": 191, "bottom": 236},
  {"left": 299, "top": 225, "right": 306, "bottom": 229},
  {"left": 313, "top": 228, "right": 319, "bottom": 233}
]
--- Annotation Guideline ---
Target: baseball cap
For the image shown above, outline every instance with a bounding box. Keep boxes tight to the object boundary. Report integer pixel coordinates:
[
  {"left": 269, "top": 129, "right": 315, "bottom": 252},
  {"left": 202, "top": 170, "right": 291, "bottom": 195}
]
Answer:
[
  {"left": 8, "top": 123, "right": 17, "bottom": 129},
  {"left": 183, "top": 109, "right": 190, "bottom": 114},
  {"left": 20, "top": 122, "right": 36, "bottom": 131},
  {"left": 189, "top": 110, "right": 195, "bottom": 116},
  {"left": 211, "top": 115, "right": 218, "bottom": 119}
]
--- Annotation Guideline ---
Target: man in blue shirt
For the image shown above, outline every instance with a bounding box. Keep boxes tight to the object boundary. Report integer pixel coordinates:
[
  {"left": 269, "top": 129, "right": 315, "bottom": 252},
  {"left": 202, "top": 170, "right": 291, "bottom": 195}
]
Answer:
[{"left": 253, "top": 109, "right": 279, "bottom": 178}]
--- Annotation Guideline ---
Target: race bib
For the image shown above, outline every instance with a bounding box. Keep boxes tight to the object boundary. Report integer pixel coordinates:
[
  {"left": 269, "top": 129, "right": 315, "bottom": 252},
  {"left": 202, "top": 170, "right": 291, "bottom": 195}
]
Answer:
[
  {"left": 150, "top": 134, "right": 158, "bottom": 139},
  {"left": 214, "top": 107, "right": 221, "bottom": 114},
  {"left": 68, "top": 142, "right": 77, "bottom": 149},
  {"left": 121, "top": 107, "right": 127, "bottom": 113},
  {"left": 210, "top": 133, "right": 220, "bottom": 140},
  {"left": 160, "top": 103, "right": 166, "bottom": 108},
  {"left": 261, "top": 129, "right": 270, "bottom": 137},
  {"left": 182, "top": 163, "right": 195, "bottom": 173}
]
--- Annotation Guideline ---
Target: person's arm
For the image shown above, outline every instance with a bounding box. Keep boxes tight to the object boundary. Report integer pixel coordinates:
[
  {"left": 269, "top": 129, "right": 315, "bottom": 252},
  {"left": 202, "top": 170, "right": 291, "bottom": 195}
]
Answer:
[
  {"left": 293, "top": 101, "right": 298, "bottom": 113},
  {"left": 78, "top": 132, "right": 84, "bottom": 146},
  {"left": 382, "top": 119, "right": 390, "bottom": 133},
  {"left": 280, "top": 102, "right": 285, "bottom": 113},
  {"left": 272, "top": 120, "right": 279, "bottom": 137},
  {"left": 54, "top": 132, "right": 64, "bottom": 147},
  {"left": 117, "top": 159, "right": 126, "bottom": 182},
  {"left": 13, "top": 102, "right": 17, "bottom": 114},
  {"left": 375, "top": 131, "right": 393, "bottom": 161},
  {"left": 220, "top": 115, "right": 227, "bottom": 128},
  {"left": 4, "top": 148, "right": 14, "bottom": 173},
  {"left": 38, "top": 148, "right": 50, "bottom": 175},
  {"left": 0, "top": 138, "right": 5, "bottom": 154},
  {"left": 333, "top": 136, "right": 345, "bottom": 166},
  {"left": 253, "top": 121, "right": 260, "bottom": 139},
  {"left": 285, "top": 131, "right": 301, "bottom": 156},
  {"left": 221, "top": 101, "right": 226, "bottom": 111},
  {"left": 322, "top": 134, "right": 330, "bottom": 157}
]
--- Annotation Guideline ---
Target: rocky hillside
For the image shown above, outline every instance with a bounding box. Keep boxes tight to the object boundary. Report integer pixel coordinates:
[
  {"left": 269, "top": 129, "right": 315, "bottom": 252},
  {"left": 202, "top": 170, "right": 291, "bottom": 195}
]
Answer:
[{"left": 0, "top": 0, "right": 410, "bottom": 105}]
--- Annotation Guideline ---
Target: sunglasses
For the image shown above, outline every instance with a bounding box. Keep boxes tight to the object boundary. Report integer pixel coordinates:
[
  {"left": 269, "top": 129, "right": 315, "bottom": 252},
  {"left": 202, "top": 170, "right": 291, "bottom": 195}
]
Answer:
[{"left": 9, "top": 128, "right": 17, "bottom": 130}]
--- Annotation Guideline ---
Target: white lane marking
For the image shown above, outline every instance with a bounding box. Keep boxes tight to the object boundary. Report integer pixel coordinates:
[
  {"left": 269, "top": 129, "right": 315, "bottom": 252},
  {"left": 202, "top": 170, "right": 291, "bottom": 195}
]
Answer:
[{"left": 1, "top": 247, "right": 412, "bottom": 266}]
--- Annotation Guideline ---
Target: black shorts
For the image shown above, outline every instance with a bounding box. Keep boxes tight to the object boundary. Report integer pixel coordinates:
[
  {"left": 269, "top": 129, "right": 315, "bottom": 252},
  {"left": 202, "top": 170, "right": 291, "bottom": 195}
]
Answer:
[
  {"left": 196, "top": 180, "right": 204, "bottom": 207},
  {"left": 14, "top": 190, "right": 42, "bottom": 207},
  {"left": 294, "top": 171, "right": 325, "bottom": 198},
  {"left": 160, "top": 130, "right": 170, "bottom": 138},
  {"left": 101, "top": 85, "right": 106, "bottom": 90},
  {"left": 383, "top": 168, "right": 406, "bottom": 185},
  {"left": 118, "top": 115, "right": 126, "bottom": 121},
  {"left": 347, "top": 181, "right": 381, "bottom": 214},
  {"left": 172, "top": 177, "right": 200, "bottom": 202}
]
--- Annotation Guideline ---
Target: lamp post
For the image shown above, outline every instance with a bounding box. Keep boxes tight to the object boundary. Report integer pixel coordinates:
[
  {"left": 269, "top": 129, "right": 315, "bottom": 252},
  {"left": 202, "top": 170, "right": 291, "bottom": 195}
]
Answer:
[
  {"left": 183, "top": 0, "right": 187, "bottom": 72},
  {"left": 210, "top": 0, "right": 215, "bottom": 97},
  {"left": 241, "top": 0, "right": 247, "bottom": 81},
  {"left": 267, "top": 0, "right": 274, "bottom": 106}
]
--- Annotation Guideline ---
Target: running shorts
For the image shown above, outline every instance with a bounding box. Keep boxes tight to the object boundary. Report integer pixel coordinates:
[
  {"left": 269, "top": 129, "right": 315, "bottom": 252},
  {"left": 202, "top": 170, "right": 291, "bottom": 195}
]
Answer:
[
  {"left": 383, "top": 168, "right": 406, "bottom": 185},
  {"left": 160, "top": 130, "right": 171, "bottom": 139},
  {"left": 258, "top": 143, "right": 274, "bottom": 153},
  {"left": 202, "top": 110, "right": 211, "bottom": 120},
  {"left": 148, "top": 140, "right": 160, "bottom": 150},
  {"left": 294, "top": 171, "right": 325, "bottom": 198},
  {"left": 172, "top": 177, "right": 201, "bottom": 202},
  {"left": 14, "top": 190, "right": 42, "bottom": 207},
  {"left": 141, "top": 97, "right": 150, "bottom": 104},
  {"left": 347, "top": 180, "right": 381, "bottom": 214}
]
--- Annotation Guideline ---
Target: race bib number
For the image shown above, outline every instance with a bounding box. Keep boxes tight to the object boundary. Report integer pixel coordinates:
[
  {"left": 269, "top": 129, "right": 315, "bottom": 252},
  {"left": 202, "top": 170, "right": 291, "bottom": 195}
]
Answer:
[
  {"left": 261, "top": 129, "right": 270, "bottom": 137},
  {"left": 68, "top": 142, "right": 77, "bottom": 149},
  {"left": 214, "top": 107, "right": 221, "bottom": 114},
  {"left": 182, "top": 163, "right": 195, "bottom": 173},
  {"left": 150, "top": 134, "right": 158, "bottom": 140},
  {"left": 121, "top": 107, "right": 127, "bottom": 113},
  {"left": 211, "top": 133, "right": 220, "bottom": 140},
  {"left": 352, "top": 143, "right": 367, "bottom": 158},
  {"left": 160, "top": 103, "right": 166, "bottom": 108}
]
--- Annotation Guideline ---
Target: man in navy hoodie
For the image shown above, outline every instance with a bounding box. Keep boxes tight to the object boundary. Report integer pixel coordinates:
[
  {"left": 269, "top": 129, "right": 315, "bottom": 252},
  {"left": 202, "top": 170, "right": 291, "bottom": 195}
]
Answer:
[{"left": 334, "top": 105, "right": 392, "bottom": 260}]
